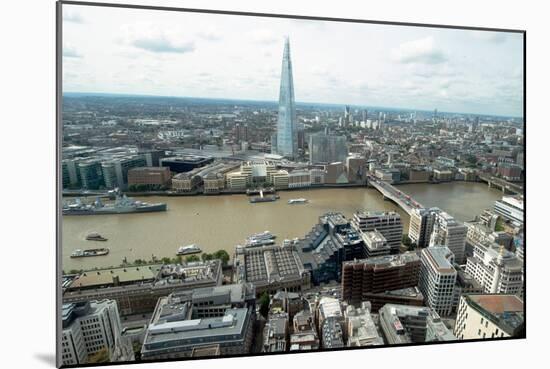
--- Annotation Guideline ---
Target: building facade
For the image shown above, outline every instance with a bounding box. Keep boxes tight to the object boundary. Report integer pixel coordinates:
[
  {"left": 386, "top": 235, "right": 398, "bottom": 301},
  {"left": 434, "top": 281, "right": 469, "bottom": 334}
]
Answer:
[
  {"left": 276, "top": 38, "right": 298, "bottom": 158},
  {"left": 419, "top": 246, "right": 457, "bottom": 317}
]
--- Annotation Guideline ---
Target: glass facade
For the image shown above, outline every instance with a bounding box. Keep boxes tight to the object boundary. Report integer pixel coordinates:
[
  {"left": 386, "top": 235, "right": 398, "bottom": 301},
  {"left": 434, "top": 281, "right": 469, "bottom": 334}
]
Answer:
[{"left": 276, "top": 38, "right": 297, "bottom": 158}]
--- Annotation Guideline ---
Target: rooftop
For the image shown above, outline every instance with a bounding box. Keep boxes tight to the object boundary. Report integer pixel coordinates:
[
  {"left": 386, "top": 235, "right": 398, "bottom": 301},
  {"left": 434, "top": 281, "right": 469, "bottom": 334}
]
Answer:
[
  {"left": 68, "top": 264, "right": 162, "bottom": 289},
  {"left": 464, "top": 294, "right": 524, "bottom": 335},
  {"left": 422, "top": 246, "right": 456, "bottom": 274}
]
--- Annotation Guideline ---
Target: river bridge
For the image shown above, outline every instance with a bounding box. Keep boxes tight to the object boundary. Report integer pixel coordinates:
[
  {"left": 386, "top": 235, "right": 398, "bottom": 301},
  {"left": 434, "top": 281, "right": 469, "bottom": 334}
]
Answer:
[
  {"left": 367, "top": 175, "right": 424, "bottom": 215},
  {"left": 477, "top": 173, "right": 524, "bottom": 195}
]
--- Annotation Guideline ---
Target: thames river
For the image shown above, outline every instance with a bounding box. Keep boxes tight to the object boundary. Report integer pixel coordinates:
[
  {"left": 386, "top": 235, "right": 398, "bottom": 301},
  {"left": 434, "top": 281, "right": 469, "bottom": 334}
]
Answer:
[{"left": 61, "top": 182, "right": 502, "bottom": 271}]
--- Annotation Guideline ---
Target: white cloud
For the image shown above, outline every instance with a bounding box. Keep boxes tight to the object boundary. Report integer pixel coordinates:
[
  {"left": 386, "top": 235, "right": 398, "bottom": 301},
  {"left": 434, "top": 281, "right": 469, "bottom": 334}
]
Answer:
[
  {"left": 249, "top": 29, "right": 280, "bottom": 44},
  {"left": 120, "top": 23, "right": 195, "bottom": 54},
  {"left": 63, "top": 43, "right": 82, "bottom": 58},
  {"left": 391, "top": 36, "right": 447, "bottom": 64},
  {"left": 196, "top": 27, "right": 222, "bottom": 41},
  {"left": 63, "top": 10, "right": 83, "bottom": 24},
  {"left": 471, "top": 31, "right": 508, "bottom": 43}
]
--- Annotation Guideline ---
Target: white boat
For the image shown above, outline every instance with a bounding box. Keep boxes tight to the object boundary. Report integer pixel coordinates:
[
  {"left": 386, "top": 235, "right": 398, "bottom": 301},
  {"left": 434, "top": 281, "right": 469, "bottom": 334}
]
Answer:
[
  {"left": 246, "top": 231, "right": 276, "bottom": 241},
  {"left": 288, "top": 198, "right": 308, "bottom": 204},
  {"left": 176, "top": 244, "right": 202, "bottom": 255},
  {"left": 245, "top": 239, "right": 275, "bottom": 247}
]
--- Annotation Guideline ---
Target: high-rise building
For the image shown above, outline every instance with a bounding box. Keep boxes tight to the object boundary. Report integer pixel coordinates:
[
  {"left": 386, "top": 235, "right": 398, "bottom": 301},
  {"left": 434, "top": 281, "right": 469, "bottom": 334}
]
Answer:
[
  {"left": 493, "top": 195, "right": 524, "bottom": 225},
  {"left": 276, "top": 37, "right": 297, "bottom": 158},
  {"left": 341, "top": 253, "right": 421, "bottom": 308},
  {"left": 78, "top": 160, "right": 104, "bottom": 190},
  {"left": 429, "top": 211, "right": 468, "bottom": 264},
  {"left": 352, "top": 211, "right": 403, "bottom": 254},
  {"left": 454, "top": 294, "right": 524, "bottom": 340},
  {"left": 61, "top": 300, "right": 133, "bottom": 366},
  {"left": 408, "top": 208, "right": 439, "bottom": 248},
  {"left": 465, "top": 242, "right": 523, "bottom": 296},
  {"left": 419, "top": 246, "right": 457, "bottom": 317},
  {"left": 309, "top": 133, "right": 348, "bottom": 164}
]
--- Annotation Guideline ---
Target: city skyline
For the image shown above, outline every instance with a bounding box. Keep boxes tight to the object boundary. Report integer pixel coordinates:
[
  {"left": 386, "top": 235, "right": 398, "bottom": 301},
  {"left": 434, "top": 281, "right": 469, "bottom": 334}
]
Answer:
[{"left": 62, "top": 5, "right": 524, "bottom": 118}]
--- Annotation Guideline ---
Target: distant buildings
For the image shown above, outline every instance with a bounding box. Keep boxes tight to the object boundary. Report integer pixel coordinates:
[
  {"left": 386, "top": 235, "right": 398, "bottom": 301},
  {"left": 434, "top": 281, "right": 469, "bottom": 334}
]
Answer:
[
  {"left": 352, "top": 211, "right": 403, "bottom": 254},
  {"left": 309, "top": 133, "right": 349, "bottom": 164},
  {"left": 341, "top": 253, "right": 421, "bottom": 311},
  {"left": 160, "top": 155, "right": 214, "bottom": 173},
  {"left": 226, "top": 160, "right": 288, "bottom": 190},
  {"left": 128, "top": 167, "right": 171, "bottom": 189},
  {"left": 61, "top": 300, "right": 133, "bottom": 366},
  {"left": 454, "top": 294, "right": 524, "bottom": 339},
  {"left": 419, "top": 246, "right": 457, "bottom": 317},
  {"left": 276, "top": 37, "right": 298, "bottom": 159}
]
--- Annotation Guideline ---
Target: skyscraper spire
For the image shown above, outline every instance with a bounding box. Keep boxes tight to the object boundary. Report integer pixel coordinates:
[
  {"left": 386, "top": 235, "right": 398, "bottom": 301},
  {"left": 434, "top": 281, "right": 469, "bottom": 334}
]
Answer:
[{"left": 276, "top": 37, "right": 297, "bottom": 159}]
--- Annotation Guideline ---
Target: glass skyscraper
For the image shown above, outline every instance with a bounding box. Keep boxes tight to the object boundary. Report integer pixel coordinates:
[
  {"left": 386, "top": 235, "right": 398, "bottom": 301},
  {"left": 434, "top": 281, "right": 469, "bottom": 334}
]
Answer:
[{"left": 276, "top": 37, "right": 297, "bottom": 158}]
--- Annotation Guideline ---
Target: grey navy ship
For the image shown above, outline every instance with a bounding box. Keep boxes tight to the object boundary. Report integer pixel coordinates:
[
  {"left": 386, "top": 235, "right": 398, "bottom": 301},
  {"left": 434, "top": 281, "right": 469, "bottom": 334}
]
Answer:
[{"left": 63, "top": 192, "right": 166, "bottom": 215}]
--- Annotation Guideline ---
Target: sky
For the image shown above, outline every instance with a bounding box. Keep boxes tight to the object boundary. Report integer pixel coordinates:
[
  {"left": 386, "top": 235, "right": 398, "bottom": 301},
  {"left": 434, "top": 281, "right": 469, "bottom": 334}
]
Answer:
[{"left": 62, "top": 4, "right": 524, "bottom": 117}]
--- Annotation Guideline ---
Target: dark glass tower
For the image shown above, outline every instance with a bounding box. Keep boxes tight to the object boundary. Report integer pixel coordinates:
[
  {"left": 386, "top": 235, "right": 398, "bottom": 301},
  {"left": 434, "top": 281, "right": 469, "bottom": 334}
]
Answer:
[{"left": 276, "top": 37, "right": 297, "bottom": 158}]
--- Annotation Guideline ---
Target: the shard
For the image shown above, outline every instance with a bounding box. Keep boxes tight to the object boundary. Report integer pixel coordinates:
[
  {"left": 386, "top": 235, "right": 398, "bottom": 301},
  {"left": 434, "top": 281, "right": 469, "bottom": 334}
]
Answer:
[{"left": 276, "top": 37, "right": 297, "bottom": 159}]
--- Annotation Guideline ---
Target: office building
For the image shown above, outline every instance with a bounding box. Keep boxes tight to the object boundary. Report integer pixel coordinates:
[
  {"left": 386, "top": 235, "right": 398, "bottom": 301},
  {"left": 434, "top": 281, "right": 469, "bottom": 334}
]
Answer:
[
  {"left": 345, "top": 302, "right": 384, "bottom": 347},
  {"left": 426, "top": 310, "right": 456, "bottom": 342},
  {"left": 465, "top": 243, "right": 523, "bottom": 296},
  {"left": 233, "top": 243, "right": 311, "bottom": 296},
  {"left": 63, "top": 261, "right": 223, "bottom": 316},
  {"left": 61, "top": 300, "right": 133, "bottom": 366},
  {"left": 352, "top": 211, "right": 403, "bottom": 254},
  {"left": 288, "top": 170, "right": 312, "bottom": 188},
  {"left": 346, "top": 155, "right": 367, "bottom": 184},
  {"left": 419, "top": 246, "right": 457, "bottom": 317},
  {"left": 429, "top": 211, "right": 467, "bottom": 264},
  {"left": 276, "top": 38, "right": 298, "bottom": 158},
  {"left": 361, "top": 230, "right": 391, "bottom": 258},
  {"left": 379, "top": 304, "right": 431, "bottom": 344},
  {"left": 270, "top": 291, "right": 305, "bottom": 321},
  {"left": 494, "top": 195, "right": 524, "bottom": 225},
  {"left": 290, "top": 310, "right": 319, "bottom": 351},
  {"left": 309, "top": 133, "right": 348, "bottom": 164},
  {"left": 141, "top": 296, "right": 255, "bottom": 360},
  {"left": 321, "top": 319, "right": 345, "bottom": 349},
  {"left": 298, "top": 213, "right": 364, "bottom": 284},
  {"left": 78, "top": 160, "right": 104, "bottom": 190},
  {"left": 160, "top": 155, "right": 214, "bottom": 173},
  {"left": 263, "top": 312, "right": 289, "bottom": 353},
  {"left": 408, "top": 207, "right": 439, "bottom": 248},
  {"left": 324, "top": 162, "right": 348, "bottom": 184},
  {"left": 454, "top": 294, "right": 524, "bottom": 339},
  {"left": 341, "top": 253, "right": 421, "bottom": 309},
  {"left": 127, "top": 167, "right": 171, "bottom": 189},
  {"left": 317, "top": 296, "right": 345, "bottom": 340}
]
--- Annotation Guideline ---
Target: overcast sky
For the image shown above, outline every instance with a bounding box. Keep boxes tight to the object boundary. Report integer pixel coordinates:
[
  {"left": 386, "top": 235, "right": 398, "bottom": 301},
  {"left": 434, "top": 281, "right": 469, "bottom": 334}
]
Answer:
[{"left": 62, "top": 4, "right": 524, "bottom": 117}]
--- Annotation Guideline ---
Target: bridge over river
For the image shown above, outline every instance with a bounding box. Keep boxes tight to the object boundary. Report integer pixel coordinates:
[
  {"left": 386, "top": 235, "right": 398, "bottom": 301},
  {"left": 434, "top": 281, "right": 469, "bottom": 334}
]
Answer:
[{"left": 367, "top": 175, "right": 425, "bottom": 216}]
